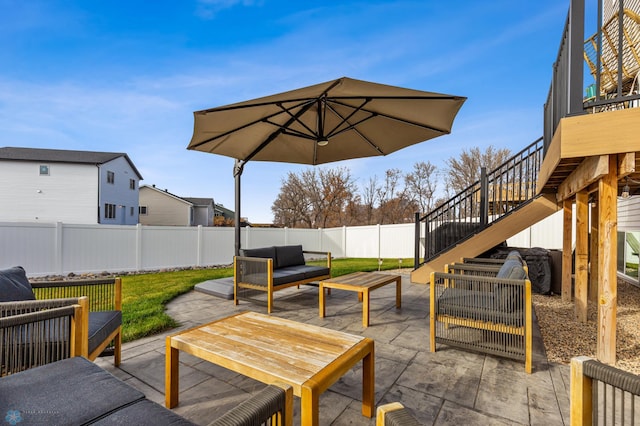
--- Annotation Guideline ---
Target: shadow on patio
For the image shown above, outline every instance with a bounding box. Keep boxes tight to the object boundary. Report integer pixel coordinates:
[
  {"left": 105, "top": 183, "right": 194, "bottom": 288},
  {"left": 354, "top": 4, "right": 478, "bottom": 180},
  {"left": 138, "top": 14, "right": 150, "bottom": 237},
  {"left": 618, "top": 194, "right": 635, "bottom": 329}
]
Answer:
[{"left": 95, "top": 272, "right": 570, "bottom": 425}]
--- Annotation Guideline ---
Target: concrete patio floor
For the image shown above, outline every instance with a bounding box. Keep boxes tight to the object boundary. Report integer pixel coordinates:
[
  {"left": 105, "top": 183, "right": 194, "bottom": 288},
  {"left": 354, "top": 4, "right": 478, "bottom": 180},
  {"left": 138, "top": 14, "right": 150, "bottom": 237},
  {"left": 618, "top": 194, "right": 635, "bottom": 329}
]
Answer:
[{"left": 95, "top": 271, "right": 571, "bottom": 425}]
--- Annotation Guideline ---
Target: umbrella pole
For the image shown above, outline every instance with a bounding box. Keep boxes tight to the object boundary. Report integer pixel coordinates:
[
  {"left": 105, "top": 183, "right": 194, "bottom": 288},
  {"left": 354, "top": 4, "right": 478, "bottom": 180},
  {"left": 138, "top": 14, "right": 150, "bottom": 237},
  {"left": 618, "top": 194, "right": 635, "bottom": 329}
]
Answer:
[{"left": 234, "top": 159, "right": 245, "bottom": 256}]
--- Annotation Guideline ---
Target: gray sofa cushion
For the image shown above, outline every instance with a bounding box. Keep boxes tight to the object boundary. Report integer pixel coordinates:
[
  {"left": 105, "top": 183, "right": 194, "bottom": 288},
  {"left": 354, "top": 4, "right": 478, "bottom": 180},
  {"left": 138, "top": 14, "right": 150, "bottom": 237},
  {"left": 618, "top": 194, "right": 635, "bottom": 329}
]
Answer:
[
  {"left": 0, "top": 356, "right": 144, "bottom": 424},
  {"left": 278, "top": 265, "right": 330, "bottom": 280},
  {"left": 88, "top": 310, "right": 122, "bottom": 355},
  {"left": 272, "top": 268, "right": 306, "bottom": 286},
  {"left": 0, "top": 266, "right": 36, "bottom": 302},
  {"left": 437, "top": 288, "right": 524, "bottom": 326},
  {"left": 275, "top": 245, "right": 305, "bottom": 269},
  {"left": 240, "top": 246, "right": 276, "bottom": 260}
]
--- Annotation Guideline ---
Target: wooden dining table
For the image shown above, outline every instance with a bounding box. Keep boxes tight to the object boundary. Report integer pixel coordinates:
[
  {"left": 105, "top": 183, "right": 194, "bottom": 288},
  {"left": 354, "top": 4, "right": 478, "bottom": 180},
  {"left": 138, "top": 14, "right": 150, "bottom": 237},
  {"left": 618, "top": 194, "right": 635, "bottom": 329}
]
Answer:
[{"left": 165, "top": 311, "right": 375, "bottom": 425}]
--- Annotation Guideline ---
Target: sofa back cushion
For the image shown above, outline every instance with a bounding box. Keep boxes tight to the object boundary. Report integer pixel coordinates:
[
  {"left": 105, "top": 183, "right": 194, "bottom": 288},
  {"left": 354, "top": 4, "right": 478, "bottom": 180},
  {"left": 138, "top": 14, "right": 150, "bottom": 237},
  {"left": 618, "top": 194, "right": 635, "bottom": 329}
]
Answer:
[
  {"left": 0, "top": 266, "right": 36, "bottom": 302},
  {"left": 496, "top": 251, "right": 527, "bottom": 280},
  {"left": 239, "top": 246, "right": 277, "bottom": 261},
  {"left": 275, "top": 245, "right": 305, "bottom": 269}
]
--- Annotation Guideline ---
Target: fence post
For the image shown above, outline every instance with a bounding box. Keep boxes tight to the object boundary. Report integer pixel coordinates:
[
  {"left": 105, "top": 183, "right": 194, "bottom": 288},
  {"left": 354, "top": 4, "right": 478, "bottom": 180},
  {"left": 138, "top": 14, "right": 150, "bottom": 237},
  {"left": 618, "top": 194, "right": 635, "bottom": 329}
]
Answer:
[
  {"left": 377, "top": 224, "right": 382, "bottom": 261},
  {"left": 480, "top": 167, "right": 489, "bottom": 226},
  {"left": 197, "top": 225, "right": 203, "bottom": 267},
  {"left": 136, "top": 223, "right": 142, "bottom": 272},
  {"left": 414, "top": 212, "right": 420, "bottom": 268},
  {"left": 55, "top": 222, "right": 63, "bottom": 275},
  {"left": 318, "top": 227, "right": 323, "bottom": 251},
  {"left": 284, "top": 227, "right": 289, "bottom": 245},
  {"left": 342, "top": 226, "right": 347, "bottom": 258}
]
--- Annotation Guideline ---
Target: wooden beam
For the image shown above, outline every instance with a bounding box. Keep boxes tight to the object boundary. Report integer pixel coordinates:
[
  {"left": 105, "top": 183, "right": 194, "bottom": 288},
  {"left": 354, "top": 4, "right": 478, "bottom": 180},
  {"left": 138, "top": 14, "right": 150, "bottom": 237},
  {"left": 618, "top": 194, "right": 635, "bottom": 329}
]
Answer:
[
  {"left": 556, "top": 155, "right": 609, "bottom": 202},
  {"left": 562, "top": 199, "right": 573, "bottom": 302},
  {"left": 575, "top": 191, "right": 589, "bottom": 323},
  {"left": 589, "top": 199, "right": 598, "bottom": 303},
  {"left": 617, "top": 152, "right": 636, "bottom": 177},
  {"left": 597, "top": 155, "right": 618, "bottom": 365}
]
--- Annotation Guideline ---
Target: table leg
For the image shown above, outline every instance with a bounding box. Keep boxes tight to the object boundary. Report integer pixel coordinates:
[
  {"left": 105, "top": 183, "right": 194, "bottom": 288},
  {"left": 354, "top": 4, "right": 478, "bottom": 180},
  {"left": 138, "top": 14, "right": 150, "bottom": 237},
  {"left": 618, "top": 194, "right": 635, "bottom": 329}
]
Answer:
[
  {"left": 165, "top": 337, "right": 179, "bottom": 408},
  {"left": 319, "top": 284, "right": 326, "bottom": 318},
  {"left": 362, "top": 344, "right": 374, "bottom": 418},
  {"left": 362, "top": 290, "right": 370, "bottom": 327},
  {"left": 301, "top": 384, "right": 319, "bottom": 426},
  {"left": 396, "top": 277, "right": 402, "bottom": 309}
]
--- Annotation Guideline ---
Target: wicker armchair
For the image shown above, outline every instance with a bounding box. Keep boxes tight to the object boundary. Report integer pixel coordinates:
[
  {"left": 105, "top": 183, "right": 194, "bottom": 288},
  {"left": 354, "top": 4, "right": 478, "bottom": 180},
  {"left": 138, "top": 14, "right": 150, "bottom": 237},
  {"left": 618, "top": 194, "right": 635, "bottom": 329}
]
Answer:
[
  {"left": 0, "top": 298, "right": 86, "bottom": 375},
  {"left": 30, "top": 278, "right": 122, "bottom": 366}
]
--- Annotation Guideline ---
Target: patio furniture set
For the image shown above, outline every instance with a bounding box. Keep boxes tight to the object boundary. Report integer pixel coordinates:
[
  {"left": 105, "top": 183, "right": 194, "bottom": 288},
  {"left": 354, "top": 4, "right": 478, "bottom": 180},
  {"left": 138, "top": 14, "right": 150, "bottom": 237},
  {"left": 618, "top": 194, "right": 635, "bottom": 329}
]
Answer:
[{"left": 8, "top": 246, "right": 632, "bottom": 424}]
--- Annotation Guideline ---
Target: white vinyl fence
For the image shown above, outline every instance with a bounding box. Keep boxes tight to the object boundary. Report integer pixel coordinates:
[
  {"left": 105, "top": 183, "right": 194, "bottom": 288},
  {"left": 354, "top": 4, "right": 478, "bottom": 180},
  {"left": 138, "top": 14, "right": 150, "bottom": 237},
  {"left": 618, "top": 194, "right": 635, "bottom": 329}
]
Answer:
[{"left": 0, "top": 215, "right": 563, "bottom": 277}]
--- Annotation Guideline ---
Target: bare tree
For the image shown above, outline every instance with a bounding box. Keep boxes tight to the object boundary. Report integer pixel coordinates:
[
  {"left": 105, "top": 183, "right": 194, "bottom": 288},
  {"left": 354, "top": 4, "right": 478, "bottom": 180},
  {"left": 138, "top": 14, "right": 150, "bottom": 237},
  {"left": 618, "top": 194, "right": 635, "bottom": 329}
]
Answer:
[
  {"left": 271, "top": 167, "right": 357, "bottom": 228},
  {"left": 360, "top": 176, "right": 380, "bottom": 225},
  {"left": 445, "top": 145, "right": 511, "bottom": 194},
  {"left": 376, "top": 169, "right": 415, "bottom": 224},
  {"left": 404, "top": 161, "right": 437, "bottom": 215}
]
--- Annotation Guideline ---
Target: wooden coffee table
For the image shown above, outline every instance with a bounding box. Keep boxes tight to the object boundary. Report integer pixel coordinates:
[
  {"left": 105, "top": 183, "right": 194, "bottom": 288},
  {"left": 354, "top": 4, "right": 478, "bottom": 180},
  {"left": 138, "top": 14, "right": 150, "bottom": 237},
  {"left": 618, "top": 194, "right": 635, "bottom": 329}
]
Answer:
[
  {"left": 165, "top": 311, "right": 374, "bottom": 426},
  {"left": 319, "top": 272, "right": 402, "bottom": 327}
]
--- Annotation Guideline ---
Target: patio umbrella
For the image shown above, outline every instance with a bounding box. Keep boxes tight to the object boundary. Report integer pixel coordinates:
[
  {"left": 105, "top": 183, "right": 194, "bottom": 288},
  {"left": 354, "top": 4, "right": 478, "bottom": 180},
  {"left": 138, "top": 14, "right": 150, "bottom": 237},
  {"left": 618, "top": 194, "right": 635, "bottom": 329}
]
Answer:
[{"left": 187, "top": 77, "right": 466, "bottom": 254}]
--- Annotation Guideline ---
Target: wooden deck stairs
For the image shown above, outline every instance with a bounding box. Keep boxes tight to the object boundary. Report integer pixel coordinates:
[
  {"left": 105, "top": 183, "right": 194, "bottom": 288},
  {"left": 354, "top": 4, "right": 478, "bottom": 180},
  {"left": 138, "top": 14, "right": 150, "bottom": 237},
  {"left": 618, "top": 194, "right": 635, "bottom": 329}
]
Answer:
[{"left": 410, "top": 193, "right": 559, "bottom": 284}]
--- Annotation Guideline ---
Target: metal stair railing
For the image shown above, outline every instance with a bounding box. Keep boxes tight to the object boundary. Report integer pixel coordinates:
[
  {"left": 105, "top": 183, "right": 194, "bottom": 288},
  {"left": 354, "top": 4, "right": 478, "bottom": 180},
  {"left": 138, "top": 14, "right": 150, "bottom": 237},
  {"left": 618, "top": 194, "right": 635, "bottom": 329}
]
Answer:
[{"left": 414, "top": 137, "right": 544, "bottom": 267}]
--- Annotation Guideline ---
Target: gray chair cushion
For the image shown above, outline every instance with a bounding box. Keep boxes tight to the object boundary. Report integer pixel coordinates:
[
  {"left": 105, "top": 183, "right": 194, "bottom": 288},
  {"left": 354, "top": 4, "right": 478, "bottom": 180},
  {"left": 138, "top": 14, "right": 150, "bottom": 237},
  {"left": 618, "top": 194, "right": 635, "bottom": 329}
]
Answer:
[
  {"left": 240, "top": 246, "right": 276, "bottom": 260},
  {"left": 91, "top": 398, "right": 196, "bottom": 425},
  {"left": 0, "top": 356, "right": 144, "bottom": 424},
  {"left": 275, "top": 245, "right": 305, "bottom": 269},
  {"left": 0, "top": 266, "right": 36, "bottom": 302},
  {"left": 88, "top": 310, "right": 122, "bottom": 355}
]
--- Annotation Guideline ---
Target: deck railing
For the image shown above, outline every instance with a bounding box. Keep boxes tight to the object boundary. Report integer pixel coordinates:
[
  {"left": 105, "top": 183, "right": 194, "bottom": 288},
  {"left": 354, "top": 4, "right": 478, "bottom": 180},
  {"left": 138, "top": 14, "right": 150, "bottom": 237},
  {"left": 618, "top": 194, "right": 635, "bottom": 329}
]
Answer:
[
  {"left": 415, "top": 138, "right": 544, "bottom": 266},
  {"left": 570, "top": 356, "right": 640, "bottom": 425}
]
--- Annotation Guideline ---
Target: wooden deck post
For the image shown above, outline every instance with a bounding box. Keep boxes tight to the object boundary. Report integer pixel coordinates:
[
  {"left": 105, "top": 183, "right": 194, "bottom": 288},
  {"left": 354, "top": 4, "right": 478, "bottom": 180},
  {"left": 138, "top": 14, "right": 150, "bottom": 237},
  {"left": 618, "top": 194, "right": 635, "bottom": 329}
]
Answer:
[
  {"left": 570, "top": 356, "right": 593, "bottom": 426},
  {"left": 575, "top": 190, "right": 589, "bottom": 322},
  {"left": 562, "top": 199, "right": 574, "bottom": 302},
  {"left": 589, "top": 199, "right": 599, "bottom": 303},
  {"left": 597, "top": 156, "right": 617, "bottom": 364}
]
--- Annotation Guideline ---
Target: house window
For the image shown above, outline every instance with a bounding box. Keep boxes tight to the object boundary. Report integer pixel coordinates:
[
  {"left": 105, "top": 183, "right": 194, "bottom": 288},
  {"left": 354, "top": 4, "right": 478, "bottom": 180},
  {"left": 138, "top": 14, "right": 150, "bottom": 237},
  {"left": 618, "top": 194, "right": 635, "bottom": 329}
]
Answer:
[
  {"left": 130, "top": 206, "right": 134, "bottom": 216},
  {"left": 139, "top": 206, "right": 148, "bottom": 215},
  {"left": 129, "top": 179, "right": 135, "bottom": 190},
  {"left": 105, "top": 203, "right": 116, "bottom": 219},
  {"left": 39, "top": 165, "right": 50, "bottom": 176},
  {"left": 107, "top": 171, "right": 115, "bottom": 184}
]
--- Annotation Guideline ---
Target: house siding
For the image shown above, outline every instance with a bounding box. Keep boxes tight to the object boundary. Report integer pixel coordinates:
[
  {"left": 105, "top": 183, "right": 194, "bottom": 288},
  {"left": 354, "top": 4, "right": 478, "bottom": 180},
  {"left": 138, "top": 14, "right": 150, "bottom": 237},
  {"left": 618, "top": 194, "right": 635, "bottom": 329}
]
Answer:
[
  {"left": 0, "top": 161, "right": 99, "bottom": 224},
  {"left": 98, "top": 157, "right": 140, "bottom": 225},
  {"left": 139, "top": 187, "right": 192, "bottom": 226}
]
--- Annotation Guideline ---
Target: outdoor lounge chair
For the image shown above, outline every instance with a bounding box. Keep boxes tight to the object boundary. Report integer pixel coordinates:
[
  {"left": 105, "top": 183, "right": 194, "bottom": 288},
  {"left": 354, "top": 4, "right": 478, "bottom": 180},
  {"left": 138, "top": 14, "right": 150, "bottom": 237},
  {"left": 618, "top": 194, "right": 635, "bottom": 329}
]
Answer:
[
  {"left": 0, "top": 266, "right": 122, "bottom": 366},
  {"left": 430, "top": 252, "right": 533, "bottom": 373}
]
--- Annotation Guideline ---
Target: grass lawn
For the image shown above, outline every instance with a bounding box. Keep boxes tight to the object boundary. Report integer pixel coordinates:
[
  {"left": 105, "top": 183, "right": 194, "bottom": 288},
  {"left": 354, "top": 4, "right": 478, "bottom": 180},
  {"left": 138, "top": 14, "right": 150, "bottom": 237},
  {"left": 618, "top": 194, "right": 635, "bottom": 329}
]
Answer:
[{"left": 121, "top": 257, "right": 413, "bottom": 342}]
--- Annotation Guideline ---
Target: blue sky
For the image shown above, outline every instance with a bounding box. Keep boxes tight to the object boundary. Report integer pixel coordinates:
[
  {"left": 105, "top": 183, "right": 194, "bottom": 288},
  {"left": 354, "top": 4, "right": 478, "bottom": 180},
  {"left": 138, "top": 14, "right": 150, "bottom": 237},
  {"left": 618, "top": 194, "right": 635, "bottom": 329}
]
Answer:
[{"left": 1, "top": 1, "right": 573, "bottom": 223}]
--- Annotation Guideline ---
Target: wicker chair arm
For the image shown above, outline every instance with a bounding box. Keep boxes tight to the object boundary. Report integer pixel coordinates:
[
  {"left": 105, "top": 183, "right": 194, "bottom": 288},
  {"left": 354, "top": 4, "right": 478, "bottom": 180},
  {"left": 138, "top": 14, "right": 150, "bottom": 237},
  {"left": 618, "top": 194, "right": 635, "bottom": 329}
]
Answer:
[
  {"left": 0, "top": 298, "right": 80, "bottom": 316},
  {"left": 234, "top": 256, "right": 272, "bottom": 287},
  {"left": 208, "top": 383, "right": 293, "bottom": 426},
  {"left": 376, "top": 402, "right": 421, "bottom": 426}
]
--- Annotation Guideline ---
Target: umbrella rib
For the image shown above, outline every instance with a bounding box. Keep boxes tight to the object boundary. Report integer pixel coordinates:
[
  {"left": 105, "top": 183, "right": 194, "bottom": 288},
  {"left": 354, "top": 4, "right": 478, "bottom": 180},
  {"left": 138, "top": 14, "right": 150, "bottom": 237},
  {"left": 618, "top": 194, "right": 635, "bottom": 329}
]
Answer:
[
  {"left": 329, "top": 98, "right": 456, "bottom": 134},
  {"left": 188, "top": 99, "right": 313, "bottom": 150}
]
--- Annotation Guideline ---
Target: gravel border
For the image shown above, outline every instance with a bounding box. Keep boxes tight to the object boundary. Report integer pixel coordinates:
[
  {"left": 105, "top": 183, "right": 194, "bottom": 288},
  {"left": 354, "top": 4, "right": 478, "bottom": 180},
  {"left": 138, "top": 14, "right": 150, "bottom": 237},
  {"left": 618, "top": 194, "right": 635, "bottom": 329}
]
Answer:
[{"left": 533, "top": 277, "right": 640, "bottom": 375}]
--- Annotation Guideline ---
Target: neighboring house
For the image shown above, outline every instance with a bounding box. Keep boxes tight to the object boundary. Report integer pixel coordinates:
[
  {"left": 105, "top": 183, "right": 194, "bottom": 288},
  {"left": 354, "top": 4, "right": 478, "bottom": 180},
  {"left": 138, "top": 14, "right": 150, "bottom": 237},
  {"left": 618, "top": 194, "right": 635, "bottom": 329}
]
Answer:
[
  {"left": 184, "top": 197, "right": 216, "bottom": 227},
  {"left": 214, "top": 203, "right": 235, "bottom": 221},
  {"left": 139, "top": 185, "right": 219, "bottom": 226},
  {"left": 0, "top": 147, "right": 142, "bottom": 225}
]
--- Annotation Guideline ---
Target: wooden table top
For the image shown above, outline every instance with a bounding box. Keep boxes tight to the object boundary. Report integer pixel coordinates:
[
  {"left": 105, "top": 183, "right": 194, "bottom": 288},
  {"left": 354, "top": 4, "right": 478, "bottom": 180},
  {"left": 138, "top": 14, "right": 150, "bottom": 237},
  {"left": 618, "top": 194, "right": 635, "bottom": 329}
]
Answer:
[
  {"left": 170, "top": 311, "right": 370, "bottom": 389},
  {"left": 320, "top": 271, "right": 400, "bottom": 288}
]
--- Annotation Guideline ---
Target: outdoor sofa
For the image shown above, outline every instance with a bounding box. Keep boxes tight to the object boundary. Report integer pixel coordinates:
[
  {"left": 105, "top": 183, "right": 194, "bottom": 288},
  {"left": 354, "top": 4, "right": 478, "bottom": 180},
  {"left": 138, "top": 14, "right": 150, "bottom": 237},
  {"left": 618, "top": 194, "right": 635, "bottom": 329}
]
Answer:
[
  {"left": 430, "top": 251, "right": 533, "bottom": 373},
  {"left": 234, "top": 244, "right": 331, "bottom": 313},
  {"left": 0, "top": 266, "right": 122, "bottom": 367}
]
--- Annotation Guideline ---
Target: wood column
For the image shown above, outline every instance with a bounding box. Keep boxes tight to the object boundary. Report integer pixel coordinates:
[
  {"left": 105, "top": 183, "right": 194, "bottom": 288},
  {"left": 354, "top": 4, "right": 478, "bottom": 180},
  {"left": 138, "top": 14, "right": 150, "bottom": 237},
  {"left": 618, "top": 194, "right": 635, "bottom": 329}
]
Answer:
[
  {"left": 589, "top": 198, "right": 599, "bottom": 303},
  {"left": 562, "top": 199, "right": 574, "bottom": 302},
  {"left": 597, "top": 155, "right": 618, "bottom": 364},
  {"left": 575, "top": 190, "right": 589, "bottom": 322}
]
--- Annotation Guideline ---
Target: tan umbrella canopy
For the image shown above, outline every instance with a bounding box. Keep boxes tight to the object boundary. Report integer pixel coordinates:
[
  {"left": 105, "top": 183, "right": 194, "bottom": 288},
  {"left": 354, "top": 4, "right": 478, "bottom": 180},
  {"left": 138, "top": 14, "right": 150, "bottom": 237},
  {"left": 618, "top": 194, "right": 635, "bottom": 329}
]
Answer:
[{"left": 187, "top": 77, "right": 466, "bottom": 254}]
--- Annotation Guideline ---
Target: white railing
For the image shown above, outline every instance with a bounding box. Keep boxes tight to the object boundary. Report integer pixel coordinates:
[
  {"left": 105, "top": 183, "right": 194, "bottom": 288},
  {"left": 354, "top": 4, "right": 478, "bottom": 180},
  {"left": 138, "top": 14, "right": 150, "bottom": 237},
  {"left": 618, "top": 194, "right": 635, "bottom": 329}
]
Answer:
[{"left": 0, "top": 217, "right": 563, "bottom": 277}]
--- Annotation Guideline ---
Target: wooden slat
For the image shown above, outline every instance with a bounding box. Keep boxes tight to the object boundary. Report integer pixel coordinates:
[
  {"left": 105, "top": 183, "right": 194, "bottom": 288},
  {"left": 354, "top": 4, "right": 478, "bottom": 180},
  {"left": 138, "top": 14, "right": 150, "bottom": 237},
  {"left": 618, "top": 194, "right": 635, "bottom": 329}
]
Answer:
[
  {"left": 556, "top": 155, "right": 609, "bottom": 202},
  {"left": 589, "top": 199, "right": 599, "bottom": 303},
  {"left": 570, "top": 356, "right": 593, "bottom": 426}
]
